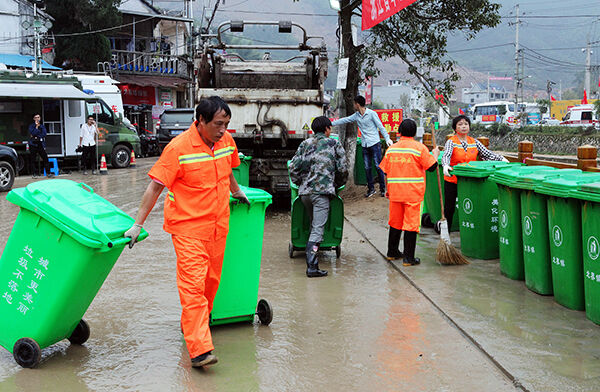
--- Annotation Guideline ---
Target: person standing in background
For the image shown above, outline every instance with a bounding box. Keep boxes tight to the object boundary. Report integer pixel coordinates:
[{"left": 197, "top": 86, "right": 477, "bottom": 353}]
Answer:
[
  {"left": 79, "top": 115, "right": 98, "bottom": 175},
  {"left": 28, "top": 114, "right": 52, "bottom": 178}
]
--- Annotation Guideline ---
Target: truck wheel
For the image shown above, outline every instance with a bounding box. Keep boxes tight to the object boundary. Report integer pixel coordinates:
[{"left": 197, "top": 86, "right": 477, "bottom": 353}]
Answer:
[
  {"left": 0, "top": 161, "right": 15, "bottom": 192},
  {"left": 68, "top": 319, "right": 90, "bottom": 345},
  {"left": 13, "top": 338, "right": 41, "bottom": 368},
  {"left": 111, "top": 145, "right": 131, "bottom": 168},
  {"left": 16, "top": 155, "right": 25, "bottom": 173}
]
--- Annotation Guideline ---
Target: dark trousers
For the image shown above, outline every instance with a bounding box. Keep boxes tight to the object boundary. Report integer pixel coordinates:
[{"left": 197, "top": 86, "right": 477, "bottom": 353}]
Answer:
[
  {"left": 444, "top": 180, "right": 458, "bottom": 229},
  {"left": 29, "top": 144, "right": 49, "bottom": 176},
  {"left": 81, "top": 145, "right": 96, "bottom": 170},
  {"left": 363, "top": 143, "right": 385, "bottom": 192}
]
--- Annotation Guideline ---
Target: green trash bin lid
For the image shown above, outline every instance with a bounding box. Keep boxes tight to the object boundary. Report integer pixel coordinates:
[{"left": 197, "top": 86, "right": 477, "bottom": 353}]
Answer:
[
  {"left": 535, "top": 173, "right": 600, "bottom": 197},
  {"left": 238, "top": 152, "right": 252, "bottom": 161},
  {"left": 230, "top": 185, "right": 273, "bottom": 205},
  {"left": 6, "top": 179, "right": 146, "bottom": 249},
  {"left": 490, "top": 165, "right": 558, "bottom": 187},
  {"left": 452, "top": 161, "right": 519, "bottom": 178},
  {"left": 572, "top": 182, "right": 600, "bottom": 202},
  {"left": 510, "top": 168, "right": 582, "bottom": 190}
]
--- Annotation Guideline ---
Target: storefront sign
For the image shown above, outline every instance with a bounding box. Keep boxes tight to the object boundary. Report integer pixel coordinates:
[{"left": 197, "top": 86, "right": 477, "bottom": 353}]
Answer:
[{"left": 119, "top": 84, "right": 156, "bottom": 106}]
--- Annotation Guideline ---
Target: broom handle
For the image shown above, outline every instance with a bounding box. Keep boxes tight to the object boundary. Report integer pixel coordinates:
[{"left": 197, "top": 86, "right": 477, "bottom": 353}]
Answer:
[{"left": 431, "top": 125, "right": 446, "bottom": 220}]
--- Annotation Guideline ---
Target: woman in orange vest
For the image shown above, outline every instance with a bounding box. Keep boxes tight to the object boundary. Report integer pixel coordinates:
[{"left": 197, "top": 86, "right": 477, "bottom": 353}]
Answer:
[
  {"left": 379, "top": 119, "right": 439, "bottom": 266},
  {"left": 441, "top": 115, "right": 507, "bottom": 229}
]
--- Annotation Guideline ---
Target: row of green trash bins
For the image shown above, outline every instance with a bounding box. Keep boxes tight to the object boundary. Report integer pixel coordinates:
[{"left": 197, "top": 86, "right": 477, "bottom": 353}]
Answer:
[
  {"left": 447, "top": 160, "right": 600, "bottom": 325},
  {"left": 0, "top": 179, "right": 272, "bottom": 368}
]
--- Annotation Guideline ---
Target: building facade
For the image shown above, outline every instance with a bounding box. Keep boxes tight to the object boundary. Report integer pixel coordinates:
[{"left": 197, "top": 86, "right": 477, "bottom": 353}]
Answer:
[{"left": 461, "top": 82, "right": 509, "bottom": 105}]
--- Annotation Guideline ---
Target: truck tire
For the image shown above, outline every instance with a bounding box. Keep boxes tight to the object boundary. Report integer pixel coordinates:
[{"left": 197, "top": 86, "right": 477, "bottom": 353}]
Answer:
[
  {"left": 0, "top": 161, "right": 15, "bottom": 192},
  {"left": 111, "top": 145, "right": 131, "bottom": 168}
]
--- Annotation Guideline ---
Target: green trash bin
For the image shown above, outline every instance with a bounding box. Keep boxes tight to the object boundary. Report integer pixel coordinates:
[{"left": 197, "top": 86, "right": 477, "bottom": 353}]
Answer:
[
  {"left": 535, "top": 173, "right": 600, "bottom": 310},
  {"left": 354, "top": 137, "right": 385, "bottom": 186},
  {"left": 571, "top": 182, "right": 600, "bottom": 324},
  {"left": 210, "top": 186, "right": 273, "bottom": 326},
  {"left": 452, "top": 161, "right": 517, "bottom": 260},
  {"left": 0, "top": 179, "right": 148, "bottom": 368},
  {"left": 490, "top": 166, "right": 561, "bottom": 280},
  {"left": 514, "top": 169, "right": 581, "bottom": 295},
  {"left": 423, "top": 154, "right": 459, "bottom": 232},
  {"left": 232, "top": 153, "right": 252, "bottom": 187}
]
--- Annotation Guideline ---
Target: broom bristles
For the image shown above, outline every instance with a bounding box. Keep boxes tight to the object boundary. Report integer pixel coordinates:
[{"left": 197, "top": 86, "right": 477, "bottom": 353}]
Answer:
[{"left": 436, "top": 239, "right": 470, "bottom": 265}]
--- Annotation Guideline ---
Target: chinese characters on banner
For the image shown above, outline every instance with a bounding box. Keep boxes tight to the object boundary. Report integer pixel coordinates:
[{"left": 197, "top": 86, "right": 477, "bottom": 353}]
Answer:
[
  {"left": 361, "top": 0, "right": 419, "bottom": 31},
  {"left": 375, "top": 109, "right": 403, "bottom": 135}
]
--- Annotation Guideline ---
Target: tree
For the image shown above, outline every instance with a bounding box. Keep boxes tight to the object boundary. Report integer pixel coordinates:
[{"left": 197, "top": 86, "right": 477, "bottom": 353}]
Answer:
[
  {"left": 294, "top": 0, "right": 500, "bottom": 177},
  {"left": 46, "top": 0, "right": 122, "bottom": 70},
  {"left": 537, "top": 99, "right": 550, "bottom": 115},
  {"left": 398, "top": 93, "right": 411, "bottom": 111}
]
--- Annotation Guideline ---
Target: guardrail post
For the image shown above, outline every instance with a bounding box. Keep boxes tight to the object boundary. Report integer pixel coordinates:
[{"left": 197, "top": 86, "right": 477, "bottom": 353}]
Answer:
[
  {"left": 518, "top": 140, "right": 534, "bottom": 162},
  {"left": 578, "top": 145, "right": 598, "bottom": 170},
  {"left": 422, "top": 132, "right": 433, "bottom": 151}
]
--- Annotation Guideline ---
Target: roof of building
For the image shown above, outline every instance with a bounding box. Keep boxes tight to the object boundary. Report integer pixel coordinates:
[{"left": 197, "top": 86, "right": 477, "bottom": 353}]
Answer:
[
  {"left": 0, "top": 53, "right": 60, "bottom": 70},
  {"left": 118, "top": 0, "right": 193, "bottom": 22}
]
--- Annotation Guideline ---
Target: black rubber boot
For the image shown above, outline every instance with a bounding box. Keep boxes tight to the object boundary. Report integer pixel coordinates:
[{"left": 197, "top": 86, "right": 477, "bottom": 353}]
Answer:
[
  {"left": 402, "top": 231, "right": 421, "bottom": 266},
  {"left": 386, "top": 227, "right": 403, "bottom": 260},
  {"left": 306, "top": 241, "right": 328, "bottom": 277}
]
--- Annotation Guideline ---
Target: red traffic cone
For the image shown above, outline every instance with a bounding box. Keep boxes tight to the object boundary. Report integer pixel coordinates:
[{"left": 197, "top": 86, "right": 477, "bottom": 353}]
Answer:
[
  {"left": 130, "top": 150, "right": 136, "bottom": 168},
  {"left": 99, "top": 154, "right": 108, "bottom": 175}
]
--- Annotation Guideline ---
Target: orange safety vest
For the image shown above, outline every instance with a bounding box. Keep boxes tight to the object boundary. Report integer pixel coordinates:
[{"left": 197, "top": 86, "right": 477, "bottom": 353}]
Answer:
[
  {"left": 379, "top": 136, "right": 436, "bottom": 203},
  {"left": 444, "top": 135, "right": 478, "bottom": 184},
  {"left": 148, "top": 123, "right": 241, "bottom": 239}
]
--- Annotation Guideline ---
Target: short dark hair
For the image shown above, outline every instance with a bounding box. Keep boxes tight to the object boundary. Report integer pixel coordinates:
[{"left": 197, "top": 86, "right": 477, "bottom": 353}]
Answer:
[
  {"left": 452, "top": 115, "right": 471, "bottom": 130},
  {"left": 311, "top": 116, "right": 332, "bottom": 133},
  {"left": 399, "top": 119, "right": 417, "bottom": 137},
  {"left": 354, "top": 95, "right": 366, "bottom": 107},
  {"left": 87, "top": 115, "right": 94, "bottom": 120},
  {"left": 195, "top": 96, "right": 232, "bottom": 124}
]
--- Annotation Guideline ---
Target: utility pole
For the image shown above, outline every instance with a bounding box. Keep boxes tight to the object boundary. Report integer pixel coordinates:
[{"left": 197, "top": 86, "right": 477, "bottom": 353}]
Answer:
[
  {"left": 513, "top": 4, "right": 520, "bottom": 122},
  {"left": 33, "top": 2, "right": 42, "bottom": 74},
  {"left": 585, "top": 40, "right": 592, "bottom": 95},
  {"left": 487, "top": 71, "right": 490, "bottom": 101}
]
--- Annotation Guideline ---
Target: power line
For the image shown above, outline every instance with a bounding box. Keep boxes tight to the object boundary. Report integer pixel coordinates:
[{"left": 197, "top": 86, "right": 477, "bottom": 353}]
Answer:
[{"left": 447, "top": 43, "right": 513, "bottom": 53}]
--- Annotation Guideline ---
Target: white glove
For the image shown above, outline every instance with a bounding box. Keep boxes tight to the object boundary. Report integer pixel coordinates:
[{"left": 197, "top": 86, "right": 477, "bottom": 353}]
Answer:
[
  {"left": 502, "top": 157, "right": 510, "bottom": 163},
  {"left": 443, "top": 165, "right": 453, "bottom": 178},
  {"left": 232, "top": 189, "right": 250, "bottom": 205},
  {"left": 385, "top": 139, "right": 393, "bottom": 147},
  {"left": 124, "top": 223, "right": 142, "bottom": 249}
]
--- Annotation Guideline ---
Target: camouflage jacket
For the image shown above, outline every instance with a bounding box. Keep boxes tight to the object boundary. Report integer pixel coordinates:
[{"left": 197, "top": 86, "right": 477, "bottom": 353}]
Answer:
[{"left": 289, "top": 133, "right": 348, "bottom": 196}]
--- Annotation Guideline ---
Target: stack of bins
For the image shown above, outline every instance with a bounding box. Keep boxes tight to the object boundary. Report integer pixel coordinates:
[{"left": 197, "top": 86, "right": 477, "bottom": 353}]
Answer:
[
  {"left": 232, "top": 153, "right": 252, "bottom": 187},
  {"left": 534, "top": 173, "right": 600, "bottom": 310},
  {"left": 489, "top": 166, "right": 560, "bottom": 280},
  {"left": 0, "top": 179, "right": 148, "bottom": 368},
  {"left": 451, "top": 161, "right": 517, "bottom": 259},
  {"left": 513, "top": 168, "right": 582, "bottom": 295},
  {"left": 423, "top": 154, "right": 459, "bottom": 231},
  {"left": 210, "top": 185, "right": 273, "bottom": 326},
  {"left": 571, "top": 181, "right": 600, "bottom": 324}
]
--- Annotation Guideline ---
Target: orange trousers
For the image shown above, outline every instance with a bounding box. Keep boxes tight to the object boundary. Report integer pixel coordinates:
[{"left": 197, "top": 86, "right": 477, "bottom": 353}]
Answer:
[
  {"left": 172, "top": 234, "right": 227, "bottom": 358},
  {"left": 389, "top": 201, "right": 422, "bottom": 232}
]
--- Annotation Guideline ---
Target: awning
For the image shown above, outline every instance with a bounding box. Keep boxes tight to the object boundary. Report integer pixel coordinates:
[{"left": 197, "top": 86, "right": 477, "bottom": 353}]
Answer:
[
  {"left": 115, "top": 74, "right": 190, "bottom": 88},
  {"left": 0, "top": 53, "right": 61, "bottom": 70},
  {"left": 0, "top": 83, "right": 92, "bottom": 100}
]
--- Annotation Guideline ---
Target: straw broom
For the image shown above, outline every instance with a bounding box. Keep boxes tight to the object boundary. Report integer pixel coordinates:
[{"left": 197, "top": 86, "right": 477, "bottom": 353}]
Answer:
[{"left": 431, "top": 129, "right": 469, "bottom": 265}]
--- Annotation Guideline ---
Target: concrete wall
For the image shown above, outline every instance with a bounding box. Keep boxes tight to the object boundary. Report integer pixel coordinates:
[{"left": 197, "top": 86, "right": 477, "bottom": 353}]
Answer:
[{"left": 0, "top": 0, "right": 21, "bottom": 55}]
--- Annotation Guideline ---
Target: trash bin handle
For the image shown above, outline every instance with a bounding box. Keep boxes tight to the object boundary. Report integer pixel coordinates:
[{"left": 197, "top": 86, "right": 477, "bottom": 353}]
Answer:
[{"left": 79, "top": 182, "right": 94, "bottom": 193}]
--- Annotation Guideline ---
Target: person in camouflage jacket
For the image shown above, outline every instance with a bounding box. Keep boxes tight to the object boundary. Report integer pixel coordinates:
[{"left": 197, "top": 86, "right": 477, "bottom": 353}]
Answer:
[{"left": 289, "top": 116, "right": 348, "bottom": 277}]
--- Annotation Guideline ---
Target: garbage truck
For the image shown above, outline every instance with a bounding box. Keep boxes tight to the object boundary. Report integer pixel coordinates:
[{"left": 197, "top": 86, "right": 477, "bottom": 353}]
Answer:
[{"left": 197, "top": 20, "right": 328, "bottom": 195}]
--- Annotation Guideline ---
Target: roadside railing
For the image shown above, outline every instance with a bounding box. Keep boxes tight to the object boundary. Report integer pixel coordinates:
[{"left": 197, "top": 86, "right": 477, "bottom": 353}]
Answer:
[{"left": 110, "top": 50, "right": 190, "bottom": 78}]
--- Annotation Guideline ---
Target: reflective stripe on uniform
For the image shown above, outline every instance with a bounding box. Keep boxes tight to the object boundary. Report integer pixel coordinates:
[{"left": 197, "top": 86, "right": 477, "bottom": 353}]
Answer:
[
  {"left": 168, "top": 191, "right": 175, "bottom": 201},
  {"left": 453, "top": 143, "right": 477, "bottom": 149},
  {"left": 178, "top": 146, "right": 236, "bottom": 165},
  {"left": 386, "top": 147, "right": 422, "bottom": 157},
  {"left": 387, "top": 177, "right": 425, "bottom": 184}
]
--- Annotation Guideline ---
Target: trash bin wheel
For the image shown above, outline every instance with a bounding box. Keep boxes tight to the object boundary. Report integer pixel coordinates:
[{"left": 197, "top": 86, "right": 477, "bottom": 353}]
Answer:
[
  {"left": 68, "top": 319, "right": 90, "bottom": 345},
  {"left": 13, "top": 338, "right": 41, "bottom": 368},
  {"left": 256, "top": 299, "right": 273, "bottom": 325},
  {"left": 335, "top": 245, "right": 341, "bottom": 258},
  {"left": 288, "top": 242, "right": 294, "bottom": 258},
  {"left": 421, "top": 213, "right": 434, "bottom": 228},
  {"left": 433, "top": 220, "right": 441, "bottom": 235}
]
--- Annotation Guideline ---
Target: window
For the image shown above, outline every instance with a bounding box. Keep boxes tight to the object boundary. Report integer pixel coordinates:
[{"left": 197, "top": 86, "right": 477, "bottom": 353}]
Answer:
[
  {"left": 582, "top": 111, "right": 593, "bottom": 121},
  {"left": 68, "top": 100, "right": 81, "bottom": 118},
  {"left": 86, "top": 101, "right": 114, "bottom": 125}
]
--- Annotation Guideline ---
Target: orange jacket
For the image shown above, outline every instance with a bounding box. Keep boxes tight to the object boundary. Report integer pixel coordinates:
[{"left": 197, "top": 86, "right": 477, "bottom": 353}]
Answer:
[
  {"left": 148, "top": 123, "right": 240, "bottom": 239},
  {"left": 379, "top": 136, "right": 436, "bottom": 203},
  {"left": 444, "top": 135, "right": 478, "bottom": 184}
]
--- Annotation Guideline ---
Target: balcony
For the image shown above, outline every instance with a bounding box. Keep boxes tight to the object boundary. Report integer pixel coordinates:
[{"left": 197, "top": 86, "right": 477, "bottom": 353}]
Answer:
[{"left": 110, "top": 50, "right": 190, "bottom": 79}]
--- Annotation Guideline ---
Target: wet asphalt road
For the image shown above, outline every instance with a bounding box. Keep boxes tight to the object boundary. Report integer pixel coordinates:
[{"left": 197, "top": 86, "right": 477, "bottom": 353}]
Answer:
[{"left": 0, "top": 156, "right": 582, "bottom": 391}]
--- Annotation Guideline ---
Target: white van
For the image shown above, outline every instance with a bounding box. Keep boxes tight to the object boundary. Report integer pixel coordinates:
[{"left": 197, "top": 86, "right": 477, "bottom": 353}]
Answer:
[
  {"left": 560, "top": 104, "right": 599, "bottom": 128},
  {"left": 74, "top": 74, "right": 124, "bottom": 117}
]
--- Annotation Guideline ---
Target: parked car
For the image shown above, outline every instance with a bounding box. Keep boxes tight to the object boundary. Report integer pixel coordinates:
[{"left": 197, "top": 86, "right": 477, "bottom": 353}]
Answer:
[
  {"left": 0, "top": 145, "right": 18, "bottom": 192},
  {"left": 157, "top": 108, "right": 194, "bottom": 150}
]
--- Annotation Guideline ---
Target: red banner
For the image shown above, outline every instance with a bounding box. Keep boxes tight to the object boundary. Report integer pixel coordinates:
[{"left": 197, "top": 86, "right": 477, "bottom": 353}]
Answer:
[
  {"left": 375, "top": 109, "right": 403, "bottom": 134},
  {"left": 118, "top": 84, "right": 156, "bottom": 106},
  {"left": 362, "top": 0, "right": 419, "bottom": 30}
]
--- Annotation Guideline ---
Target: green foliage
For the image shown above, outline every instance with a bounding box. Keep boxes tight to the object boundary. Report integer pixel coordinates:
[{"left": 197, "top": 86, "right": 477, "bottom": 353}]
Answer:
[
  {"left": 369, "top": 100, "right": 385, "bottom": 110},
  {"left": 594, "top": 100, "right": 600, "bottom": 121},
  {"left": 537, "top": 99, "right": 550, "bottom": 115},
  {"left": 364, "top": 0, "right": 501, "bottom": 103},
  {"left": 46, "top": 0, "right": 122, "bottom": 70},
  {"left": 497, "top": 105, "right": 507, "bottom": 116}
]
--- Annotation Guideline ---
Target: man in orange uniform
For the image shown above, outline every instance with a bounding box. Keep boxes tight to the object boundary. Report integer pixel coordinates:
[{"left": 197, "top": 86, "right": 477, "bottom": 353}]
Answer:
[
  {"left": 124, "top": 96, "right": 248, "bottom": 367},
  {"left": 379, "top": 119, "right": 439, "bottom": 266}
]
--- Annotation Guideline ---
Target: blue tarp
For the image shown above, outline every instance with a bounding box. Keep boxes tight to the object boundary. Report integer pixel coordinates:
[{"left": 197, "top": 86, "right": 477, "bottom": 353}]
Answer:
[{"left": 0, "top": 53, "right": 61, "bottom": 70}]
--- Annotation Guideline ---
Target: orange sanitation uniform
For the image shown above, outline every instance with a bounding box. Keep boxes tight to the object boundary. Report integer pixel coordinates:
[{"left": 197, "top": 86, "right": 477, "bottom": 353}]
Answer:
[
  {"left": 444, "top": 135, "right": 478, "bottom": 184},
  {"left": 379, "top": 136, "right": 436, "bottom": 232},
  {"left": 148, "top": 123, "right": 240, "bottom": 358}
]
